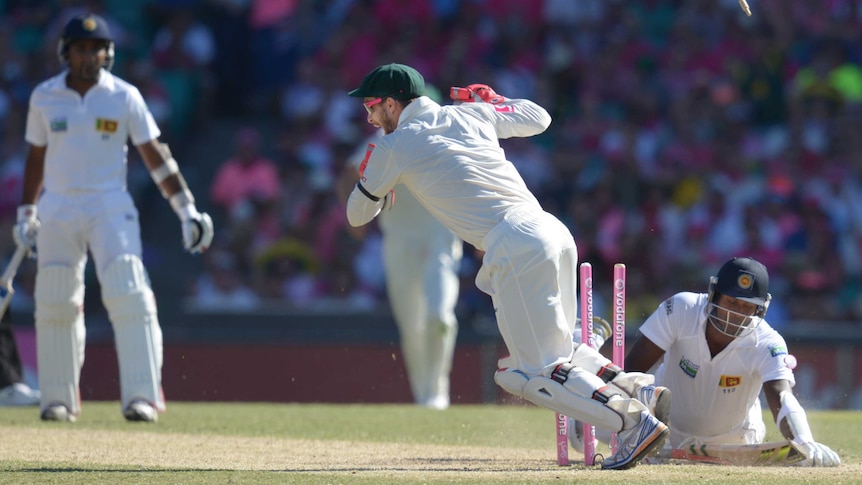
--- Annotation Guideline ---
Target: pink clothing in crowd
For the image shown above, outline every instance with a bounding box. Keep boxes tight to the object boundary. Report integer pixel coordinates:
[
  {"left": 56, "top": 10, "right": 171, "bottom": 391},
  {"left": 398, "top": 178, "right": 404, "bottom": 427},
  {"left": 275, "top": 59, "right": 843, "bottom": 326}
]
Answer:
[{"left": 210, "top": 157, "right": 282, "bottom": 213}]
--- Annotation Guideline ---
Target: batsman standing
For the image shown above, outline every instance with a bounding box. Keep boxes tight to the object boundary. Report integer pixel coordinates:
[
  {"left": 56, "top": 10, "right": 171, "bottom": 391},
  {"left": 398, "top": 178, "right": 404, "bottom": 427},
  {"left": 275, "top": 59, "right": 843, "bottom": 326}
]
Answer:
[
  {"left": 624, "top": 257, "right": 840, "bottom": 466},
  {"left": 345, "top": 63, "right": 668, "bottom": 470},
  {"left": 12, "top": 13, "right": 213, "bottom": 422}
]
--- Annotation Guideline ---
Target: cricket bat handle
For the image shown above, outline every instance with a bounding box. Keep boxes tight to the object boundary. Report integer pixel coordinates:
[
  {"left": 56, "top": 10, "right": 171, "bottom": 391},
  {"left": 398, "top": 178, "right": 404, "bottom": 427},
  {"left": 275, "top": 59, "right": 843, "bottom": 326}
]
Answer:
[{"left": 1, "top": 245, "right": 29, "bottom": 315}]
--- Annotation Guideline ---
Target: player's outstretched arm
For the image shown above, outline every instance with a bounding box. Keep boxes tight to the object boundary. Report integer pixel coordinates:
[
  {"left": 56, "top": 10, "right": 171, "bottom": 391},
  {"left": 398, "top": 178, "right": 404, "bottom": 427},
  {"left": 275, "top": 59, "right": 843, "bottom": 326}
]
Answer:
[
  {"left": 624, "top": 334, "right": 665, "bottom": 373},
  {"left": 137, "top": 140, "right": 213, "bottom": 254},
  {"left": 449, "top": 84, "right": 551, "bottom": 139},
  {"left": 764, "top": 380, "right": 841, "bottom": 467}
]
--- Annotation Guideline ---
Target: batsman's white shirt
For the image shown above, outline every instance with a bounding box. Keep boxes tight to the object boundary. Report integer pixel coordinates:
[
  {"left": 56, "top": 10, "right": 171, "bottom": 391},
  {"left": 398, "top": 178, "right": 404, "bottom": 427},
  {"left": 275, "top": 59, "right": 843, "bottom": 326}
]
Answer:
[
  {"left": 640, "top": 292, "right": 795, "bottom": 446},
  {"left": 26, "top": 69, "right": 160, "bottom": 193},
  {"left": 347, "top": 96, "right": 579, "bottom": 377},
  {"left": 25, "top": 69, "right": 160, "bottom": 274}
]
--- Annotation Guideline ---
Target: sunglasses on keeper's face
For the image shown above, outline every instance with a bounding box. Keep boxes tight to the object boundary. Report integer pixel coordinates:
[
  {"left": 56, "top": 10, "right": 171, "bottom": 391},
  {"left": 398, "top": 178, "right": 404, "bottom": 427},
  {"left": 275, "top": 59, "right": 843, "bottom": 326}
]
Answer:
[{"left": 363, "top": 97, "right": 383, "bottom": 114}]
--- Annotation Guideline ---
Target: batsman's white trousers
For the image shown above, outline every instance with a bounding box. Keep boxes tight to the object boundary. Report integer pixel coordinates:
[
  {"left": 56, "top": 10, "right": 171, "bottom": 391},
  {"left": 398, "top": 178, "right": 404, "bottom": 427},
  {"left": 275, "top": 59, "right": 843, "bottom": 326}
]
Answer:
[
  {"left": 476, "top": 208, "right": 577, "bottom": 378},
  {"left": 35, "top": 190, "right": 163, "bottom": 413}
]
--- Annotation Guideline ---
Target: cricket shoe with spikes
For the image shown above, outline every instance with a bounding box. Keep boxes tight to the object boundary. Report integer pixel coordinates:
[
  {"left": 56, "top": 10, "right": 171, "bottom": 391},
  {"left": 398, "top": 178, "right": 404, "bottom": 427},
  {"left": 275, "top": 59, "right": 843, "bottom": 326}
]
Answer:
[
  {"left": 568, "top": 385, "right": 671, "bottom": 452},
  {"left": 601, "top": 410, "right": 668, "bottom": 470},
  {"left": 636, "top": 385, "right": 671, "bottom": 425},
  {"left": 0, "top": 383, "right": 40, "bottom": 406},
  {"left": 124, "top": 400, "right": 158, "bottom": 422},
  {"left": 41, "top": 403, "right": 76, "bottom": 422}
]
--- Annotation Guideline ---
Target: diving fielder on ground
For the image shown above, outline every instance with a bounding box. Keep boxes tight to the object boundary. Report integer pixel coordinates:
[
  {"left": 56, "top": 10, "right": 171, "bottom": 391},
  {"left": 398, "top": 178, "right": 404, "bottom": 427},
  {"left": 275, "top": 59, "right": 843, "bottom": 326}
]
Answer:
[
  {"left": 622, "top": 257, "right": 839, "bottom": 466},
  {"left": 13, "top": 13, "right": 213, "bottom": 422}
]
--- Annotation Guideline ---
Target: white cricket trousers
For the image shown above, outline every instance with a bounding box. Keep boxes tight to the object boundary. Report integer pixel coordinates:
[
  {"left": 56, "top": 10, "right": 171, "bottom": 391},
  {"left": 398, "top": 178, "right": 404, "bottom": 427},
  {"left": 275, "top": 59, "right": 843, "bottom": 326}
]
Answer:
[
  {"left": 37, "top": 190, "right": 143, "bottom": 274},
  {"left": 475, "top": 208, "right": 578, "bottom": 378}
]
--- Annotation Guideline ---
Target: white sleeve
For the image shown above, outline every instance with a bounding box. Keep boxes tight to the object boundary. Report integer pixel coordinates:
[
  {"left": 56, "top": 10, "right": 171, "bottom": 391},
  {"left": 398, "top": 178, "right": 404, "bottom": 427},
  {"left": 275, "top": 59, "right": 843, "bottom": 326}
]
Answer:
[
  {"left": 482, "top": 98, "right": 552, "bottom": 139},
  {"left": 127, "top": 86, "right": 161, "bottom": 145},
  {"left": 759, "top": 334, "right": 796, "bottom": 385},
  {"left": 24, "top": 91, "right": 47, "bottom": 147},
  {"left": 345, "top": 140, "right": 396, "bottom": 226},
  {"left": 638, "top": 295, "right": 681, "bottom": 352},
  {"left": 346, "top": 184, "right": 385, "bottom": 227}
]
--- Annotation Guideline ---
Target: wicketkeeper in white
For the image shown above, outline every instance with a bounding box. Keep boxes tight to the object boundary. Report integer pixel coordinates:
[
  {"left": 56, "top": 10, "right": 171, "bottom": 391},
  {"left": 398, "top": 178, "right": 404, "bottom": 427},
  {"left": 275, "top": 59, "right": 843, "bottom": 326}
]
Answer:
[
  {"left": 344, "top": 132, "right": 462, "bottom": 410},
  {"left": 345, "top": 63, "right": 669, "bottom": 470},
  {"left": 12, "top": 13, "right": 213, "bottom": 422},
  {"left": 624, "top": 257, "right": 840, "bottom": 467}
]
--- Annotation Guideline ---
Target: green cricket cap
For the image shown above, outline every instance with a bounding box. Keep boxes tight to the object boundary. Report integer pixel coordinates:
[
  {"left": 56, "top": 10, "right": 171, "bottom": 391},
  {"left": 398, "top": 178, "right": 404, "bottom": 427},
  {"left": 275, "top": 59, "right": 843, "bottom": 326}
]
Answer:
[{"left": 348, "top": 63, "right": 425, "bottom": 100}]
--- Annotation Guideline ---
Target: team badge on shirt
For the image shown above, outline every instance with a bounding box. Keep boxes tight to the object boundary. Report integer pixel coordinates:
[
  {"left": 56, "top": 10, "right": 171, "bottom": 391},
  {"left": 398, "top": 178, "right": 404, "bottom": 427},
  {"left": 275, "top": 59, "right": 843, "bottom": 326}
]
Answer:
[
  {"left": 95, "top": 118, "right": 118, "bottom": 134},
  {"left": 50, "top": 118, "right": 67, "bottom": 132},
  {"left": 719, "top": 375, "right": 742, "bottom": 388}
]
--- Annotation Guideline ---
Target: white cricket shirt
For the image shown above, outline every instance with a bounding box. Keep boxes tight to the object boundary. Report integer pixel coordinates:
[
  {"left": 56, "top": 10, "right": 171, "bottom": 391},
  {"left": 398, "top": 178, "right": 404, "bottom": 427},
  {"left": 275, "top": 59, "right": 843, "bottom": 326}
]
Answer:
[
  {"left": 25, "top": 69, "right": 160, "bottom": 193},
  {"left": 640, "top": 292, "right": 795, "bottom": 438},
  {"left": 346, "top": 96, "right": 551, "bottom": 249}
]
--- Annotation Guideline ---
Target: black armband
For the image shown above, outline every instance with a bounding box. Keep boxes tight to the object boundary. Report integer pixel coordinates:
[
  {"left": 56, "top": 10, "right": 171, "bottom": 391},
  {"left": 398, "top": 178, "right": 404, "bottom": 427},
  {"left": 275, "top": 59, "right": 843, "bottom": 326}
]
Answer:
[{"left": 356, "top": 182, "right": 380, "bottom": 202}]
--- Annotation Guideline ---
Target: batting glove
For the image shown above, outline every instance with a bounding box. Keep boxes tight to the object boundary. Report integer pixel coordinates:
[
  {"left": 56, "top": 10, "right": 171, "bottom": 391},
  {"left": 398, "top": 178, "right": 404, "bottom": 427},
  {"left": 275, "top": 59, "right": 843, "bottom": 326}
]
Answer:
[
  {"left": 793, "top": 441, "right": 841, "bottom": 467},
  {"left": 172, "top": 202, "right": 214, "bottom": 254},
  {"left": 12, "top": 204, "right": 39, "bottom": 258},
  {"left": 449, "top": 84, "right": 506, "bottom": 105},
  {"left": 181, "top": 208, "right": 214, "bottom": 254}
]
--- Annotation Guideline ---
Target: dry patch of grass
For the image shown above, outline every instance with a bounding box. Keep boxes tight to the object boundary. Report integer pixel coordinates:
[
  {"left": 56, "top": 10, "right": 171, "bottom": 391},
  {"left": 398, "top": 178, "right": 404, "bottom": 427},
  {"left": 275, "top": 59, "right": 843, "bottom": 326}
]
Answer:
[{"left": 3, "top": 424, "right": 860, "bottom": 484}]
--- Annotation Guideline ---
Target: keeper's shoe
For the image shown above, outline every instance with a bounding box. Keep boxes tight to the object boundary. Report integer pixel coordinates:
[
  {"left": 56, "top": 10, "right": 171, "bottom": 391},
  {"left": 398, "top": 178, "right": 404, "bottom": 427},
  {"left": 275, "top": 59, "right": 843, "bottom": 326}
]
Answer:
[
  {"left": 0, "top": 383, "right": 40, "bottom": 407},
  {"left": 636, "top": 385, "right": 671, "bottom": 425},
  {"left": 601, "top": 411, "right": 668, "bottom": 470},
  {"left": 41, "top": 403, "right": 76, "bottom": 422},
  {"left": 124, "top": 400, "right": 158, "bottom": 422}
]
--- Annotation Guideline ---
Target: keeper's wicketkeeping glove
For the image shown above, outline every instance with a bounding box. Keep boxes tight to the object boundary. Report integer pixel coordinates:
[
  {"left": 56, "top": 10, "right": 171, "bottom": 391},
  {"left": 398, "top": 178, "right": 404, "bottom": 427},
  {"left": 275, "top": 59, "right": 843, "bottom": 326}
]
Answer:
[{"left": 450, "top": 84, "right": 506, "bottom": 105}]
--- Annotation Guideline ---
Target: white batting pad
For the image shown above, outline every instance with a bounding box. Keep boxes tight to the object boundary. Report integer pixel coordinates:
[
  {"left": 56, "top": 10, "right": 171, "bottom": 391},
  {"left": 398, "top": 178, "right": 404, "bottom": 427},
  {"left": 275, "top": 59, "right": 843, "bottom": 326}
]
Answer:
[
  {"left": 35, "top": 265, "right": 85, "bottom": 415},
  {"left": 522, "top": 376, "right": 625, "bottom": 432},
  {"left": 100, "top": 255, "right": 164, "bottom": 411},
  {"left": 569, "top": 342, "right": 654, "bottom": 397}
]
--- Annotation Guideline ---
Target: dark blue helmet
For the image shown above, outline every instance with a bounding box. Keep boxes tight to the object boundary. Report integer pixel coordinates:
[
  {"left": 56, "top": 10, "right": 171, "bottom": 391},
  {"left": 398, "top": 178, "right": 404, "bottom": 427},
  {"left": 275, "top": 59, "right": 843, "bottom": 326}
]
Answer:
[{"left": 57, "top": 13, "right": 115, "bottom": 71}]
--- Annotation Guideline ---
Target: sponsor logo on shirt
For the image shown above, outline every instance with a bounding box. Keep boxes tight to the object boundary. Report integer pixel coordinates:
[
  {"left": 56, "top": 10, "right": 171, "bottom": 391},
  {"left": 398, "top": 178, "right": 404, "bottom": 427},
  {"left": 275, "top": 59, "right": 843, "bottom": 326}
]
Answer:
[
  {"left": 678, "top": 357, "right": 699, "bottom": 378},
  {"left": 494, "top": 105, "right": 515, "bottom": 113},
  {"left": 664, "top": 297, "right": 673, "bottom": 315},
  {"left": 95, "top": 118, "right": 118, "bottom": 134},
  {"left": 769, "top": 344, "right": 787, "bottom": 357},
  {"left": 50, "top": 118, "right": 67, "bottom": 132},
  {"left": 719, "top": 375, "right": 742, "bottom": 388}
]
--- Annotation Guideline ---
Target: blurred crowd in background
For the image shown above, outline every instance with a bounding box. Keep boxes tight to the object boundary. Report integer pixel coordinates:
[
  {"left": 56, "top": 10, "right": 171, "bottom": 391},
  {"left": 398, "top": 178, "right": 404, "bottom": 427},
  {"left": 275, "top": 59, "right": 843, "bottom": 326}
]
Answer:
[{"left": 2, "top": 0, "right": 862, "bottom": 329}]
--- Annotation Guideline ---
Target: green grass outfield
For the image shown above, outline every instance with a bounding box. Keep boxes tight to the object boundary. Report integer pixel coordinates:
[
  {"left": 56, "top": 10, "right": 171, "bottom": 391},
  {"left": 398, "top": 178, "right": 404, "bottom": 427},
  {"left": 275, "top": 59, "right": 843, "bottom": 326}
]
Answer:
[{"left": 1, "top": 402, "right": 860, "bottom": 484}]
